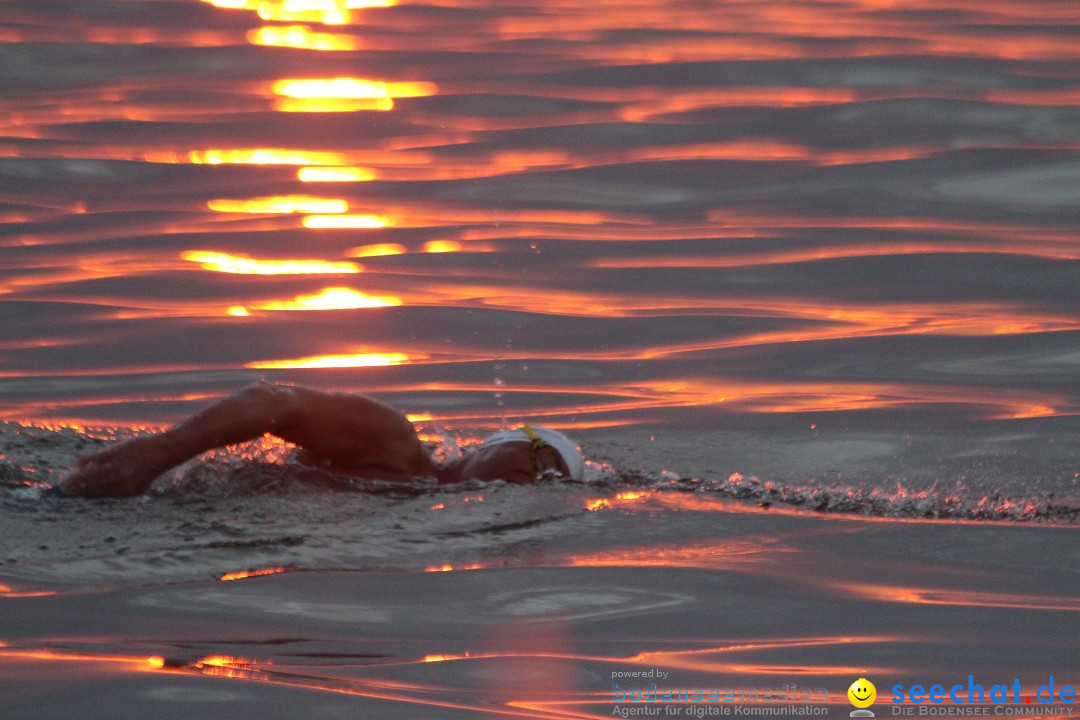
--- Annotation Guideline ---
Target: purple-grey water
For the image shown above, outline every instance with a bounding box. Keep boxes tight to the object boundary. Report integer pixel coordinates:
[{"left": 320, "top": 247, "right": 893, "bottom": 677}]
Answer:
[
  {"left": 2, "top": 0, "right": 1078, "bottom": 517},
  {"left": 0, "top": 2, "right": 1077, "bottom": 717}
]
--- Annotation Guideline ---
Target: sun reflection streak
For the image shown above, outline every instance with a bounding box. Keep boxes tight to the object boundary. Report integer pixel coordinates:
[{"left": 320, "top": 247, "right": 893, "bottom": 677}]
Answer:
[
  {"left": 0, "top": 647, "right": 170, "bottom": 669},
  {"left": 837, "top": 584, "right": 1080, "bottom": 611},
  {"left": 0, "top": 583, "right": 57, "bottom": 598},
  {"left": 247, "top": 352, "right": 413, "bottom": 368},
  {"left": 179, "top": 149, "right": 350, "bottom": 166},
  {"left": 565, "top": 536, "right": 799, "bottom": 571},
  {"left": 585, "top": 490, "right": 651, "bottom": 512},
  {"left": 193, "top": 654, "right": 272, "bottom": 681},
  {"left": 347, "top": 243, "right": 407, "bottom": 257},
  {"left": 0, "top": 633, "right": 904, "bottom": 720},
  {"left": 270, "top": 77, "right": 437, "bottom": 111},
  {"left": 424, "top": 563, "right": 486, "bottom": 572},
  {"left": 282, "top": 279, "right": 1080, "bottom": 345},
  {"left": 272, "top": 78, "right": 438, "bottom": 100},
  {"left": 275, "top": 97, "right": 395, "bottom": 112},
  {"left": 219, "top": 567, "right": 290, "bottom": 581},
  {"left": 247, "top": 25, "right": 363, "bottom": 51},
  {"left": 200, "top": 0, "right": 396, "bottom": 26},
  {"left": 626, "top": 637, "right": 900, "bottom": 676},
  {"left": 303, "top": 214, "right": 390, "bottom": 229},
  {"left": 422, "top": 240, "right": 463, "bottom": 253},
  {"left": 387, "top": 377, "right": 1073, "bottom": 425},
  {"left": 182, "top": 251, "right": 361, "bottom": 275},
  {"left": 208, "top": 196, "right": 349, "bottom": 214},
  {"left": 298, "top": 167, "right": 379, "bottom": 182},
  {"left": 198, "top": 655, "right": 262, "bottom": 667},
  {"left": 591, "top": 241, "right": 1080, "bottom": 268},
  {"left": 242, "top": 287, "right": 402, "bottom": 311}
]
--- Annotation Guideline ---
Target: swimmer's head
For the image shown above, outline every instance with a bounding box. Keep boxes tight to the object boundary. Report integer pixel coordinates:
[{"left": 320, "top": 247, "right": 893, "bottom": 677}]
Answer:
[{"left": 481, "top": 425, "right": 585, "bottom": 481}]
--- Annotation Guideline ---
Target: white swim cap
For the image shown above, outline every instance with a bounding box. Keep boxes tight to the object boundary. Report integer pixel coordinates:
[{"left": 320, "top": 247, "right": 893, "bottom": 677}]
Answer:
[{"left": 481, "top": 425, "right": 586, "bottom": 481}]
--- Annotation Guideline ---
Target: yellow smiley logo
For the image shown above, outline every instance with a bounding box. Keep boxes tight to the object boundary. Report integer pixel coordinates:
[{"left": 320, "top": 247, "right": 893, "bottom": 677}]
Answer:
[{"left": 848, "top": 678, "right": 876, "bottom": 708}]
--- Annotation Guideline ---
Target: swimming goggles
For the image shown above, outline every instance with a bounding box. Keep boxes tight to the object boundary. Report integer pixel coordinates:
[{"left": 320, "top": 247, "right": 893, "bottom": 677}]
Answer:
[{"left": 521, "top": 424, "right": 566, "bottom": 481}]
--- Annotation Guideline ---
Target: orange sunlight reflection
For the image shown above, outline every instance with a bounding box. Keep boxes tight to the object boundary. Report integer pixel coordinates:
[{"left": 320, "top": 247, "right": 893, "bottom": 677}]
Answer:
[
  {"left": 565, "top": 536, "right": 799, "bottom": 572},
  {"left": 585, "top": 490, "right": 650, "bottom": 511},
  {"left": 219, "top": 567, "right": 290, "bottom": 582},
  {"left": 273, "top": 78, "right": 438, "bottom": 99},
  {"left": 628, "top": 637, "right": 899, "bottom": 676},
  {"left": 178, "top": 149, "right": 350, "bottom": 166},
  {"left": 390, "top": 376, "right": 1071, "bottom": 425},
  {"left": 422, "top": 240, "right": 463, "bottom": 253},
  {"left": 303, "top": 214, "right": 390, "bottom": 229},
  {"left": 258, "top": 279, "right": 1078, "bottom": 346},
  {"left": 241, "top": 287, "right": 402, "bottom": 311},
  {"left": 182, "top": 251, "right": 361, "bottom": 275},
  {"left": 0, "top": 635, "right": 907, "bottom": 720},
  {"left": 424, "top": 563, "right": 486, "bottom": 572},
  {"left": 247, "top": 25, "right": 362, "bottom": 51},
  {"left": 838, "top": 584, "right": 1080, "bottom": 612},
  {"left": 198, "top": 655, "right": 260, "bottom": 667},
  {"left": 192, "top": 654, "right": 271, "bottom": 681},
  {"left": 616, "top": 378, "right": 1068, "bottom": 421},
  {"left": 275, "top": 97, "right": 395, "bottom": 112},
  {"left": 410, "top": 636, "right": 902, "bottom": 680},
  {"left": 298, "top": 167, "right": 379, "bottom": 182},
  {"left": 271, "top": 78, "right": 437, "bottom": 111},
  {"left": 200, "top": 0, "right": 396, "bottom": 26},
  {"left": 0, "top": 583, "right": 57, "bottom": 598},
  {"left": 348, "top": 243, "right": 407, "bottom": 257},
  {"left": 0, "top": 647, "right": 171, "bottom": 669},
  {"left": 207, "top": 196, "right": 349, "bottom": 214},
  {"left": 247, "top": 352, "right": 413, "bottom": 369},
  {"left": 592, "top": 241, "right": 1080, "bottom": 268}
]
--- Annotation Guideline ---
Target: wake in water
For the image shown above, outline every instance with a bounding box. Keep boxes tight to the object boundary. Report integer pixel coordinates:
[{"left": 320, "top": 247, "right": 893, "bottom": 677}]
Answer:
[
  {"left": 0, "top": 419, "right": 1075, "bottom": 594},
  {"left": 680, "top": 473, "right": 1076, "bottom": 522},
  {"left": 2, "top": 420, "right": 1075, "bottom": 521}
]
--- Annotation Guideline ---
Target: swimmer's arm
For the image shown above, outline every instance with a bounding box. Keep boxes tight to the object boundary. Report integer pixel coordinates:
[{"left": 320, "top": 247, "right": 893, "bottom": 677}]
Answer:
[{"left": 60, "top": 382, "right": 439, "bottom": 497}]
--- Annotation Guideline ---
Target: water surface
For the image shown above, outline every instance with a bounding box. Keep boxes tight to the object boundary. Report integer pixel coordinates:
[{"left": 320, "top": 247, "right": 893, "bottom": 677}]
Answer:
[
  {"left": 1, "top": 0, "right": 1079, "bottom": 518},
  {"left": 1, "top": 5, "right": 1079, "bottom": 718}
]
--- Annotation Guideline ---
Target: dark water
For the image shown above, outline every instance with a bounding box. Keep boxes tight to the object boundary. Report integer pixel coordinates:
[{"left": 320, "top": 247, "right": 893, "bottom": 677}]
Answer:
[
  {"left": 1, "top": 7, "right": 1079, "bottom": 717},
  {"left": 2, "top": 0, "right": 1079, "bottom": 545}
]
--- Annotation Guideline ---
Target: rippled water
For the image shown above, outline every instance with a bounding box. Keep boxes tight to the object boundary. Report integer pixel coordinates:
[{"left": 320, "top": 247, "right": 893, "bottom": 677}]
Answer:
[
  {"left": 1, "top": 7, "right": 1079, "bottom": 719},
  {"left": 1, "top": 0, "right": 1079, "bottom": 525}
]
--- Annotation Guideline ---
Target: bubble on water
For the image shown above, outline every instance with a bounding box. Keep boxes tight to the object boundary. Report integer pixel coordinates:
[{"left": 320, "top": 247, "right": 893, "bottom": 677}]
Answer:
[
  {"left": 427, "top": 426, "right": 463, "bottom": 465},
  {"left": 493, "top": 359, "right": 507, "bottom": 427},
  {"left": 582, "top": 458, "right": 618, "bottom": 483}
]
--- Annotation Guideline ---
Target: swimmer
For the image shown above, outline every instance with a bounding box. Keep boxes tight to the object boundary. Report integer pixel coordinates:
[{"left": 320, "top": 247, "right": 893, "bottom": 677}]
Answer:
[{"left": 57, "top": 381, "right": 585, "bottom": 498}]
